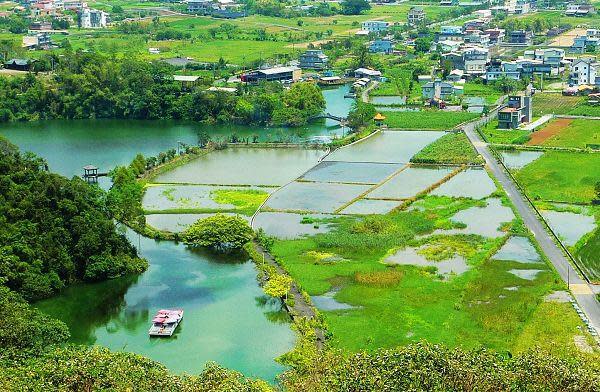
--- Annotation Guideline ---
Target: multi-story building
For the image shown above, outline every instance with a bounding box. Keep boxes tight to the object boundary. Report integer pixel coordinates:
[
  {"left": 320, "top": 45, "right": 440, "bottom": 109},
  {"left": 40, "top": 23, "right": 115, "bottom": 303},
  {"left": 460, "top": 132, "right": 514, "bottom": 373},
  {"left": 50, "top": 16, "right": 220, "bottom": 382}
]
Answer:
[
  {"left": 507, "top": 30, "right": 532, "bottom": 45},
  {"left": 565, "top": 3, "right": 596, "bottom": 16},
  {"left": 514, "top": 0, "right": 530, "bottom": 14},
  {"left": 422, "top": 79, "right": 463, "bottom": 100},
  {"left": 463, "top": 46, "right": 489, "bottom": 75},
  {"left": 523, "top": 48, "right": 565, "bottom": 68},
  {"left": 187, "top": 0, "right": 213, "bottom": 14},
  {"left": 437, "top": 25, "right": 464, "bottom": 42},
  {"left": 464, "top": 30, "right": 491, "bottom": 46},
  {"left": 485, "top": 60, "right": 521, "bottom": 81},
  {"left": 22, "top": 32, "right": 52, "bottom": 49},
  {"left": 498, "top": 95, "right": 532, "bottom": 129},
  {"left": 79, "top": 8, "right": 107, "bottom": 28},
  {"left": 369, "top": 39, "right": 394, "bottom": 54},
  {"left": 298, "top": 50, "right": 329, "bottom": 70},
  {"left": 569, "top": 58, "right": 599, "bottom": 86},
  {"left": 241, "top": 66, "right": 302, "bottom": 84},
  {"left": 407, "top": 7, "right": 425, "bottom": 25},
  {"left": 361, "top": 20, "right": 390, "bottom": 33},
  {"left": 484, "top": 28, "right": 505, "bottom": 44}
]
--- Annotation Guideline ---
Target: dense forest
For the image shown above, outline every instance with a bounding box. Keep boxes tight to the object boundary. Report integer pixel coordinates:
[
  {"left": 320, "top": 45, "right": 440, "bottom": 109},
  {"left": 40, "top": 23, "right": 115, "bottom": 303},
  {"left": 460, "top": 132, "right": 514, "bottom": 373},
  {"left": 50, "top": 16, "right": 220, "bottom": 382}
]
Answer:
[
  {"left": 0, "top": 138, "right": 147, "bottom": 300},
  {"left": 0, "top": 53, "right": 325, "bottom": 126}
]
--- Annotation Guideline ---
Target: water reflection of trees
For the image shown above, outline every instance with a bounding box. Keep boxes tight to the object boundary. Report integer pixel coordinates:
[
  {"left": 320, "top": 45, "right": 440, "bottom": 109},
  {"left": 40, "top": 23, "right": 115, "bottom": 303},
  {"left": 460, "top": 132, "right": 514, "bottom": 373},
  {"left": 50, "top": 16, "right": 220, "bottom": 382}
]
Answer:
[
  {"left": 255, "top": 295, "right": 291, "bottom": 325},
  {"left": 39, "top": 275, "right": 139, "bottom": 345}
]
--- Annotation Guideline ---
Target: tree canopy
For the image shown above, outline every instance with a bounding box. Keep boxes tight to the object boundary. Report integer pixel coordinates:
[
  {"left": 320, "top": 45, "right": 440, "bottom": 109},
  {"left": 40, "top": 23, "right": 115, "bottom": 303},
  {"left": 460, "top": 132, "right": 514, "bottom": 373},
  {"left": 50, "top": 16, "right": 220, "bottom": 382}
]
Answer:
[
  {"left": 184, "top": 214, "right": 254, "bottom": 250},
  {"left": 0, "top": 138, "right": 147, "bottom": 300},
  {"left": 340, "top": 0, "right": 370, "bottom": 15}
]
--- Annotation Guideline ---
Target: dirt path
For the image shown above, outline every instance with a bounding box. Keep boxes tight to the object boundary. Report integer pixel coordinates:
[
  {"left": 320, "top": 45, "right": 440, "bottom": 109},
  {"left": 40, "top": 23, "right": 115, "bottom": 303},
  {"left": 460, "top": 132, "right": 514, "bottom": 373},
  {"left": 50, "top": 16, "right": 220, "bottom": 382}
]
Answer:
[
  {"left": 527, "top": 118, "right": 572, "bottom": 145},
  {"left": 254, "top": 242, "right": 326, "bottom": 348},
  {"left": 550, "top": 28, "right": 587, "bottom": 47}
]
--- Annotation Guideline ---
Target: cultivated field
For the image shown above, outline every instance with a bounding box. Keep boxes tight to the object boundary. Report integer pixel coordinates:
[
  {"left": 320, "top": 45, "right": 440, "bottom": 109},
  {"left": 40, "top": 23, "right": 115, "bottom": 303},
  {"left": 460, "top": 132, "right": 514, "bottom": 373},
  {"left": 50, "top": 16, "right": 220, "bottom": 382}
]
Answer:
[
  {"left": 383, "top": 111, "right": 479, "bottom": 130},
  {"left": 530, "top": 118, "right": 600, "bottom": 149},
  {"left": 515, "top": 151, "right": 600, "bottom": 203}
]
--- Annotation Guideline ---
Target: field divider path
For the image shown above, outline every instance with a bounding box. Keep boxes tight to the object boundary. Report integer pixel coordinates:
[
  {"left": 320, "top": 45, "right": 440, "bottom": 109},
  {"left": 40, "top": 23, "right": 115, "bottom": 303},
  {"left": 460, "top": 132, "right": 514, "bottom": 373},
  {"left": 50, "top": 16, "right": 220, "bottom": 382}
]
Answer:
[
  {"left": 333, "top": 164, "right": 409, "bottom": 214},
  {"left": 463, "top": 114, "right": 600, "bottom": 336}
]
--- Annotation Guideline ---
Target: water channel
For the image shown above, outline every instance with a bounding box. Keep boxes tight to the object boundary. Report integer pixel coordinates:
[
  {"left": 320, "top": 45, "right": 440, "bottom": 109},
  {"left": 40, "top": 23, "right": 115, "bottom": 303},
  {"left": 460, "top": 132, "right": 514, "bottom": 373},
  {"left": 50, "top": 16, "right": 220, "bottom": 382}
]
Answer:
[{"left": 0, "top": 85, "right": 353, "bottom": 380}]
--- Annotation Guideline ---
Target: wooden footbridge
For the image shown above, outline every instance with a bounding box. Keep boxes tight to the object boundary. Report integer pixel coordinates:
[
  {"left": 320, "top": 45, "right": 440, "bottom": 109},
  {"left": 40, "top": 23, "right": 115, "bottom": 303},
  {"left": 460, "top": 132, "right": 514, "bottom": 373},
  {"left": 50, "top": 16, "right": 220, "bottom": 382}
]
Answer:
[
  {"left": 309, "top": 112, "right": 348, "bottom": 125},
  {"left": 82, "top": 165, "right": 108, "bottom": 183}
]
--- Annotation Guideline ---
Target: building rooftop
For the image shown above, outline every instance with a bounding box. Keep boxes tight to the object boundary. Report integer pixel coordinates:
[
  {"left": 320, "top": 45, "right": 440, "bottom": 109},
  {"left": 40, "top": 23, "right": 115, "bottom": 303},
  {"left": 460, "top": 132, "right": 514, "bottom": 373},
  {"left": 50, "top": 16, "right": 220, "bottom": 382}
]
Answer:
[
  {"left": 258, "top": 66, "right": 299, "bottom": 75},
  {"left": 173, "top": 75, "right": 200, "bottom": 82}
]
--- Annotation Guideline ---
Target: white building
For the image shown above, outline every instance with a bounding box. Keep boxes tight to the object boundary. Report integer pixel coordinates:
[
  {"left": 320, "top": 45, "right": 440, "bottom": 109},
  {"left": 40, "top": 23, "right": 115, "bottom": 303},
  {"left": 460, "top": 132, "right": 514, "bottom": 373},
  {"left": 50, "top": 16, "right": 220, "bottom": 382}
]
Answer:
[
  {"left": 361, "top": 21, "right": 390, "bottom": 33},
  {"left": 569, "top": 58, "right": 599, "bottom": 86},
  {"left": 80, "top": 8, "right": 107, "bottom": 28}
]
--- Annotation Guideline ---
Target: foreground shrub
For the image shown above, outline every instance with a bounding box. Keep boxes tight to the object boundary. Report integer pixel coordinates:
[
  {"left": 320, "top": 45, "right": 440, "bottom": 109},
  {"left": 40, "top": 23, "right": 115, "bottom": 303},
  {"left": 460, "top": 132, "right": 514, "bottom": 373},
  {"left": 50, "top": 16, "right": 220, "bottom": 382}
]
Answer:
[{"left": 281, "top": 342, "right": 600, "bottom": 392}]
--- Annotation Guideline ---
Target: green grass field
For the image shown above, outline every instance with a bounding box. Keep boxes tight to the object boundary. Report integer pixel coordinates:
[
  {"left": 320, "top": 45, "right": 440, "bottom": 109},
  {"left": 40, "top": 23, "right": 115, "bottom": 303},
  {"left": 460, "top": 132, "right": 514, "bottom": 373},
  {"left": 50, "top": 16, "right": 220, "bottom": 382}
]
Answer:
[
  {"left": 532, "top": 94, "right": 584, "bottom": 117},
  {"left": 539, "top": 119, "right": 600, "bottom": 149},
  {"left": 576, "top": 228, "right": 600, "bottom": 282},
  {"left": 269, "top": 193, "right": 585, "bottom": 354},
  {"left": 383, "top": 111, "right": 478, "bottom": 130},
  {"left": 411, "top": 131, "right": 483, "bottom": 164},
  {"left": 479, "top": 121, "right": 530, "bottom": 145},
  {"left": 515, "top": 151, "right": 600, "bottom": 203}
]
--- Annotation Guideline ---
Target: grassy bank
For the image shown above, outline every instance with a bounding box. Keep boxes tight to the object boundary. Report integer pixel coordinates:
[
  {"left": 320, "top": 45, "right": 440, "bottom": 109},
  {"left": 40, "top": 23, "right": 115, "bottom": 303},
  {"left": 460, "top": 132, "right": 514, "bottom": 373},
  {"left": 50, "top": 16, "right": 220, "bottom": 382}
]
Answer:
[
  {"left": 383, "top": 111, "right": 479, "bottom": 130},
  {"left": 411, "top": 132, "right": 483, "bottom": 165}
]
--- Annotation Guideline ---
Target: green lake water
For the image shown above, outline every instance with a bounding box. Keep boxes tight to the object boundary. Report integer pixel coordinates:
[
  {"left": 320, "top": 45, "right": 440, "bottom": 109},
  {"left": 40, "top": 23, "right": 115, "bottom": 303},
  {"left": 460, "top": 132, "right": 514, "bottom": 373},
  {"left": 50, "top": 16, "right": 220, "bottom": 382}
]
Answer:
[
  {"left": 35, "top": 228, "right": 296, "bottom": 380},
  {"left": 0, "top": 85, "right": 353, "bottom": 380}
]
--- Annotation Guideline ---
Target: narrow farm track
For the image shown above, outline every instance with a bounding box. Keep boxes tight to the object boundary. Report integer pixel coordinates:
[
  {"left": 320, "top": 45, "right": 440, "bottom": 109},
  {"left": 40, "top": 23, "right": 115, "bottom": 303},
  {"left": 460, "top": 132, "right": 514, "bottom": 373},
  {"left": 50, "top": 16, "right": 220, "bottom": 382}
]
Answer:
[{"left": 462, "top": 115, "right": 600, "bottom": 336}]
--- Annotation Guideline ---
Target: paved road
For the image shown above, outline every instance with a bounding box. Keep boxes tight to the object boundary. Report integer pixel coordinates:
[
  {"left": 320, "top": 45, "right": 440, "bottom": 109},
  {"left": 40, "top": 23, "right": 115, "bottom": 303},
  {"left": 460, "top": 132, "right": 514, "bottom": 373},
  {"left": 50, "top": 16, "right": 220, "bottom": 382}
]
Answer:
[{"left": 462, "top": 116, "right": 600, "bottom": 336}]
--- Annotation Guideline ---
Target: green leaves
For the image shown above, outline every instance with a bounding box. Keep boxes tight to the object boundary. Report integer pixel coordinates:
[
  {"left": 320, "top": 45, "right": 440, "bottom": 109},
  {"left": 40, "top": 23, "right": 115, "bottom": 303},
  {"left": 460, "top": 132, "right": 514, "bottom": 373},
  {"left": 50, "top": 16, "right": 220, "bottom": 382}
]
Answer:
[{"left": 184, "top": 214, "right": 254, "bottom": 251}]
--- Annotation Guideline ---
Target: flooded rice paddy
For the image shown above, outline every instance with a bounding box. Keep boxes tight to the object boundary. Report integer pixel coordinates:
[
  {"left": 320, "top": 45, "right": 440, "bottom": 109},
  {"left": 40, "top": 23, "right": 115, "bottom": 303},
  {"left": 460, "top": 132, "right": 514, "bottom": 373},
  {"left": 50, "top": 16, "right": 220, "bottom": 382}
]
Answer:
[
  {"left": 492, "top": 236, "right": 542, "bottom": 264},
  {"left": 252, "top": 212, "right": 334, "bottom": 239},
  {"left": 438, "top": 198, "right": 514, "bottom": 238},
  {"left": 153, "top": 148, "right": 325, "bottom": 186},
  {"left": 339, "top": 198, "right": 401, "bottom": 215},
  {"left": 540, "top": 210, "right": 597, "bottom": 246},
  {"left": 146, "top": 213, "right": 251, "bottom": 233},
  {"left": 325, "top": 130, "right": 444, "bottom": 164},
  {"left": 385, "top": 246, "right": 470, "bottom": 277},
  {"left": 370, "top": 96, "right": 406, "bottom": 105},
  {"left": 299, "top": 161, "right": 403, "bottom": 184},
  {"left": 500, "top": 150, "right": 544, "bottom": 170},
  {"left": 366, "top": 166, "right": 455, "bottom": 200},
  {"left": 431, "top": 168, "right": 497, "bottom": 199}
]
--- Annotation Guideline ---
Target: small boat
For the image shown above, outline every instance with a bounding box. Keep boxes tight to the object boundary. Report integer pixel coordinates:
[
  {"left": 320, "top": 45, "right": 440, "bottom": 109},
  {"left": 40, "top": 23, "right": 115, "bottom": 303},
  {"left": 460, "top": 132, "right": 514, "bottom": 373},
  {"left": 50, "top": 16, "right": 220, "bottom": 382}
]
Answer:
[{"left": 149, "top": 309, "right": 183, "bottom": 337}]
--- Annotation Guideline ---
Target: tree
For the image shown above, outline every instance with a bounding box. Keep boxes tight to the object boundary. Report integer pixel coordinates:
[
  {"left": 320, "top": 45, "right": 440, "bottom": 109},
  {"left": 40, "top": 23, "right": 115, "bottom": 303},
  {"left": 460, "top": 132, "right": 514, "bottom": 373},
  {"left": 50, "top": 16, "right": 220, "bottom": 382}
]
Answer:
[
  {"left": 347, "top": 101, "right": 376, "bottom": 129},
  {"left": 263, "top": 274, "right": 293, "bottom": 299},
  {"left": 184, "top": 214, "right": 254, "bottom": 250},
  {"left": 595, "top": 181, "right": 600, "bottom": 201},
  {"left": 197, "top": 130, "right": 211, "bottom": 147},
  {"left": 340, "top": 0, "right": 371, "bottom": 15}
]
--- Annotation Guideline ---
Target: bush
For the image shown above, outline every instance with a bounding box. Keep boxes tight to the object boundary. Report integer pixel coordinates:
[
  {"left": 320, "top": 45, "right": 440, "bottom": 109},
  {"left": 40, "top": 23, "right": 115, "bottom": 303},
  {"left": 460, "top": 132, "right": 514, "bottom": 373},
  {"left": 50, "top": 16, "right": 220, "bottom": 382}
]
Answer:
[{"left": 184, "top": 214, "right": 254, "bottom": 250}]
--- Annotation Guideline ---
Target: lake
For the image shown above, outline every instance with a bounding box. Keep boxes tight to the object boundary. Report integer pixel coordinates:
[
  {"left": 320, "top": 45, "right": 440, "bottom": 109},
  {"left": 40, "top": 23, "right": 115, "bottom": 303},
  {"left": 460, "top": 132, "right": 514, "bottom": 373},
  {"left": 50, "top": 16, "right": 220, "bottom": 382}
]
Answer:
[{"left": 1, "top": 85, "right": 354, "bottom": 381}]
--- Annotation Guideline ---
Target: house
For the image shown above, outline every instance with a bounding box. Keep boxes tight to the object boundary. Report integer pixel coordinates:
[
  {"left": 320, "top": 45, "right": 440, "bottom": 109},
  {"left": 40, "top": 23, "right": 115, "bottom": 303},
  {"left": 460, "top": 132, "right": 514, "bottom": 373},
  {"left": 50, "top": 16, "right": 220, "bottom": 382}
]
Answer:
[
  {"left": 187, "top": 0, "right": 213, "bottom": 14},
  {"left": 407, "top": 7, "right": 425, "bottom": 26},
  {"left": 498, "top": 95, "right": 532, "bottom": 129},
  {"left": 569, "top": 58, "right": 599, "bottom": 86},
  {"left": 473, "top": 9, "right": 492, "bottom": 22},
  {"left": 369, "top": 39, "right": 393, "bottom": 54},
  {"left": 437, "top": 26, "right": 464, "bottom": 42},
  {"left": 79, "top": 8, "right": 107, "bottom": 28},
  {"left": 299, "top": 50, "right": 328, "bottom": 70},
  {"left": 354, "top": 68, "right": 382, "bottom": 80},
  {"left": 29, "top": 21, "right": 52, "bottom": 30},
  {"left": 462, "top": 46, "right": 489, "bottom": 75},
  {"left": 446, "top": 69, "right": 464, "bottom": 81},
  {"left": 3, "top": 58, "right": 35, "bottom": 71},
  {"left": 464, "top": 30, "right": 490, "bottom": 46},
  {"left": 422, "top": 79, "right": 463, "bottom": 100},
  {"left": 484, "top": 28, "right": 505, "bottom": 44},
  {"left": 241, "top": 66, "right": 301, "bottom": 84},
  {"left": 438, "top": 40, "right": 462, "bottom": 52},
  {"left": 565, "top": 3, "right": 596, "bottom": 16},
  {"left": 507, "top": 30, "right": 532, "bottom": 46},
  {"left": 514, "top": 0, "right": 530, "bottom": 15},
  {"left": 22, "top": 32, "right": 52, "bottom": 49},
  {"left": 361, "top": 21, "right": 389, "bottom": 33},
  {"left": 523, "top": 48, "right": 565, "bottom": 69},
  {"left": 485, "top": 60, "right": 521, "bottom": 81}
]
